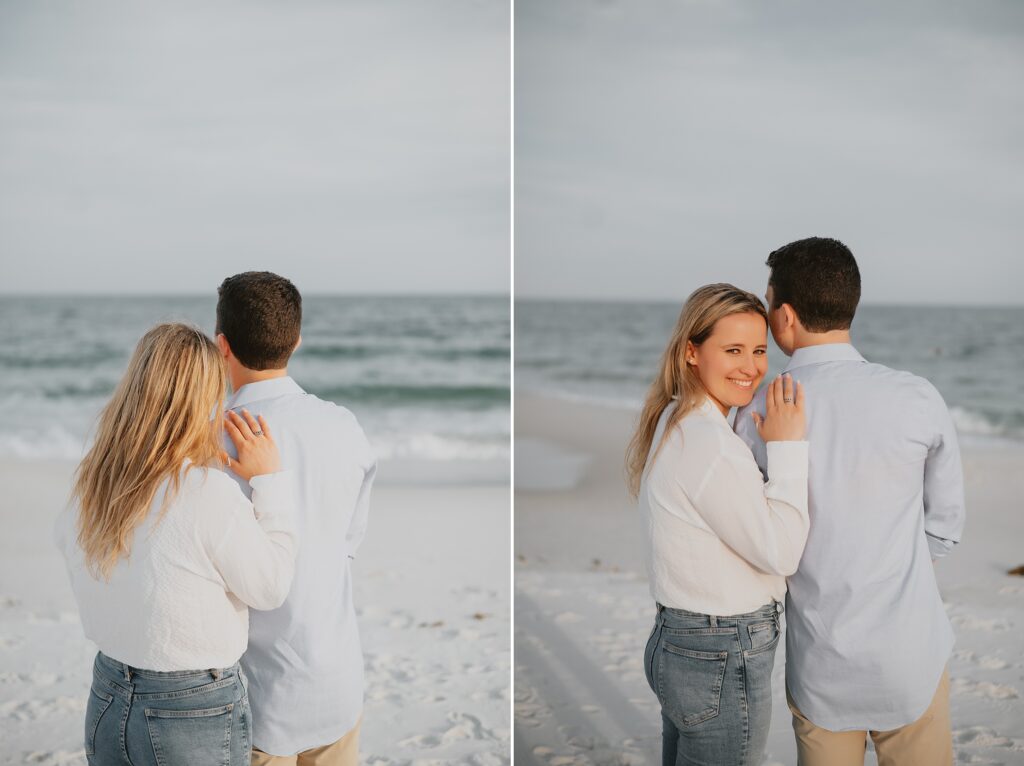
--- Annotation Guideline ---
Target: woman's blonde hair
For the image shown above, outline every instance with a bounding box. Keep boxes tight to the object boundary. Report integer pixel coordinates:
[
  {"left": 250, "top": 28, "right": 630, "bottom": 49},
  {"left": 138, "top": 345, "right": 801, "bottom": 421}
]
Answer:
[
  {"left": 625, "top": 283, "right": 768, "bottom": 497},
  {"left": 73, "top": 323, "right": 226, "bottom": 579}
]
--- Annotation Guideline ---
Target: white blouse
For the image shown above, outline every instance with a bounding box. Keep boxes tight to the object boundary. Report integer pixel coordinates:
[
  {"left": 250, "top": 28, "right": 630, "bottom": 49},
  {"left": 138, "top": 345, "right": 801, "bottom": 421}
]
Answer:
[
  {"left": 55, "top": 465, "right": 296, "bottom": 671},
  {"left": 639, "top": 398, "right": 810, "bottom": 616}
]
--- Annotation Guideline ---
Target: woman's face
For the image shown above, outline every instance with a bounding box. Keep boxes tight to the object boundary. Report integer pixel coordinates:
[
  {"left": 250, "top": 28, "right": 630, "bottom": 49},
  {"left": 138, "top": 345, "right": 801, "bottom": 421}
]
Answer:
[{"left": 686, "top": 311, "right": 768, "bottom": 416}]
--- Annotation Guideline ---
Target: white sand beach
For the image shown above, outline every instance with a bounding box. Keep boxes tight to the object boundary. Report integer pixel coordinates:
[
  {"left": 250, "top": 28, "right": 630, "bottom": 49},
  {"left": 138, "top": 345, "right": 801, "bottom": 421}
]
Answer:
[
  {"left": 0, "top": 461, "right": 510, "bottom": 766},
  {"left": 514, "top": 392, "right": 1024, "bottom": 766}
]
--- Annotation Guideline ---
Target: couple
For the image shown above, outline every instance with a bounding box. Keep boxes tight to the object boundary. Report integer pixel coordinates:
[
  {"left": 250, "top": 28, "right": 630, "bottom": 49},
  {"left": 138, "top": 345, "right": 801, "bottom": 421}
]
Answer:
[
  {"left": 55, "top": 272, "right": 375, "bottom": 765},
  {"left": 631, "top": 238, "right": 965, "bottom": 765}
]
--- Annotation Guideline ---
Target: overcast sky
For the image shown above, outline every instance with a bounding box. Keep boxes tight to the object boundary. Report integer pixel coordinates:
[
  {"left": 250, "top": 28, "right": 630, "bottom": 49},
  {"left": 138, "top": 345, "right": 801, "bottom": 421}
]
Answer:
[
  {"left": 516, "top": 0, "right": 1024, "bottom": 305},
  {"left": 0, "top": 1, "right": 509, "bottom": 295}
]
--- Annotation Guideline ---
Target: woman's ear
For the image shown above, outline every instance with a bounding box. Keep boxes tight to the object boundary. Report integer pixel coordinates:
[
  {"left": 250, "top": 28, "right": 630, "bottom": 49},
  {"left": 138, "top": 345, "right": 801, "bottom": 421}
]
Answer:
[{"left": 684, "top": 340, "right": 697, "bottom": 366}]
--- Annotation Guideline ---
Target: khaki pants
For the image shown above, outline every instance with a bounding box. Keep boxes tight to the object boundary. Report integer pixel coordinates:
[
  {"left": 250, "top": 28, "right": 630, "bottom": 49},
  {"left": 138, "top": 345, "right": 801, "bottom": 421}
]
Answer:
[
  {"left": 788, "top": 670, "right": 952, "bottom": 766},
  {"left": 251, "top": 718, "right": 361, "bottom": 766}
]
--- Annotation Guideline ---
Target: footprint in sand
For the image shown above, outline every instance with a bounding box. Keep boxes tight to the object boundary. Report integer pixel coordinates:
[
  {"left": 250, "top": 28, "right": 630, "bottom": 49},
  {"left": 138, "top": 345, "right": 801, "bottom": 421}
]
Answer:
[
  {"left": 468, "top": 752, "right": 507, "bottom": 766},
  {"left": 441, "top": 711, "right": 496, "bottom": 743},
  {"left": 951, "top": 615, "right": 1012, "bottom": 632},
  {"left": 397, "top": 732, "right": 442, "bottom": 749},
  {"left": 951, "top": 677, "right": 1019, "bottom": 700},
  {"left": 515, "top": 684, "right": 552, "bottom": 730},
  {"left": 451, "top": 585, "right": 500, "bottom": 600},
  {"left": 23, "top": 750, "right": 86, "bottom": 765},
  {"left": 954, "top": 725, "right": 1024, "bottom": 751},
  {"left": 1, "top": 696, "right": 86, "bottom": 721},
  {"left": 0, "top": 671, "right": 61, "bottom": 685},
  {"left": 532, "top": 749, "right": 586, "bottom": 766},
  {"left": 953, "top": 649, "right": 1011, "bottom": 670}
]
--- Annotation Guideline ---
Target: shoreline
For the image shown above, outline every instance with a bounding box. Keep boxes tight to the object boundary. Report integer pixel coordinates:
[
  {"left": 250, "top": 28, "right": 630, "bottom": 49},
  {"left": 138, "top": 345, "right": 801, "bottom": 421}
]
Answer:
[{"left": 515, "top": 384, "right": 1024, "bottom": 453}]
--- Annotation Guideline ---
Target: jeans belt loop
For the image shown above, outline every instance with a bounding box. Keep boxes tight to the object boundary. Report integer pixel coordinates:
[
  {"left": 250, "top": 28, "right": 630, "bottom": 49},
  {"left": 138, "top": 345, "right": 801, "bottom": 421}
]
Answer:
[
  {"left": 708, "top": 614, "right": 718, "bottom": 628},
  {"left": 211, "top": 669, "right": 223, "bottom": 681}
]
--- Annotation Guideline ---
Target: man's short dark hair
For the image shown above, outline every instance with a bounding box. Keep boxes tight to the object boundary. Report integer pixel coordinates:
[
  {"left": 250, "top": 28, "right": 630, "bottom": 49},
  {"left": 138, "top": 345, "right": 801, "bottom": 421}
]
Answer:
[
  {"left": 766, "top": 237, "right": 861, "bottom": 332},
  {"left": 216, "top": 271, "right": 302, "bottom": 370}
]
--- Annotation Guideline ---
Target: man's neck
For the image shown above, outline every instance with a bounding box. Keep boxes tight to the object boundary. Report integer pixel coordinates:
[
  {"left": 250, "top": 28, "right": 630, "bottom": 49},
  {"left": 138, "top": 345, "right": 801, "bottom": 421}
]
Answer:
[
  {"left": 790, "top": 329, "right": 852, "bottom": 352},
  {"left": 228, "top": 363, "right": 289, "bottom": 394}
]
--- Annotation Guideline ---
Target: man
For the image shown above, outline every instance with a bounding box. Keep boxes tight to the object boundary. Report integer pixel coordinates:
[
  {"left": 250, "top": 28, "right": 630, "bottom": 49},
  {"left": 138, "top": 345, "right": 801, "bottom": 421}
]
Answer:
[
  {"left": 735, "top": 238, "right": 965, "bottom": 765},
  {"left": 216, "top": 271, "right": 376, "bottom": 766}
]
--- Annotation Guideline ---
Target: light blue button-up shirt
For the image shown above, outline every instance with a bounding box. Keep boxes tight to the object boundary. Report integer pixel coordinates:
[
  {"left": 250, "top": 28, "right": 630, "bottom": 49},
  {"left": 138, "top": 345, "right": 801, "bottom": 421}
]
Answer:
[
  {"left": 735, "top": 343, "right": 965, "bottom": 731},
  {"left": 224, "top": 376, "right": 376, "bottom": 755}
]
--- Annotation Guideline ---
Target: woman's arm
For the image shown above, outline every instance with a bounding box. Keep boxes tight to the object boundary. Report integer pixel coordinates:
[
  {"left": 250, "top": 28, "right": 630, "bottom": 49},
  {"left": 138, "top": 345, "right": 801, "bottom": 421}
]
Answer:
[
  {"left": 206, "top": 409, "right": 297, "bottom": 609},
  {"left": 689, "top": 440, "right": 809, "bottom": 576},
  {"left": 685, "top": 376, "right": 810, "bottom": 576},
  {"left": 207, "top": 471, "right": 298, "bottom": 610}
]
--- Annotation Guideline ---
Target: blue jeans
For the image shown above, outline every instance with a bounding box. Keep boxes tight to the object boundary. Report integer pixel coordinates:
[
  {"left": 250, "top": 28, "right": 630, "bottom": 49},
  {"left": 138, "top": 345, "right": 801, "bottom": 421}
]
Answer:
[
  {"left": 644, "top": 601, "right": 782, "bottom": 766},
  {"left": 85, "top": 652, "right": 251, "bottom": 766}
]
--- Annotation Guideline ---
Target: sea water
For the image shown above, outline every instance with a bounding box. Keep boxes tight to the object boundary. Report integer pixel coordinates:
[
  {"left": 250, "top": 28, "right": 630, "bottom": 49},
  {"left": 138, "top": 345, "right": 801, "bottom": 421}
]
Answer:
[
  {"left": 516, "top": 301, "right": 1024, "bottom": 444},
  {"left": 0, "top": 295, "right": 510, "bottom": 483}
]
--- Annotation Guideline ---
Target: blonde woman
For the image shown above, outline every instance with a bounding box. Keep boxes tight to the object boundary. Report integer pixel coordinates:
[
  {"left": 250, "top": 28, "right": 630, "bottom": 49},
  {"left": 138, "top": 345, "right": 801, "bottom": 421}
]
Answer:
[
  {"left": 626, "top": 284, "right": 808, "bottom": 766},
  {"left": 54, "top": 323, "right": 296, "bottom": 766}
]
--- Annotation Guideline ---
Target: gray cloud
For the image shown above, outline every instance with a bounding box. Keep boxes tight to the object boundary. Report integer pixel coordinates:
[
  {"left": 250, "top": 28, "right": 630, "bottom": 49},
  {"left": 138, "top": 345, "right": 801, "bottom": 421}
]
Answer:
[
  {"left": 516, "top": 0, "right": 1024, "bottom": 304},
  {"left": 0, "top": 0, "right": 509, "bottom": 295}
]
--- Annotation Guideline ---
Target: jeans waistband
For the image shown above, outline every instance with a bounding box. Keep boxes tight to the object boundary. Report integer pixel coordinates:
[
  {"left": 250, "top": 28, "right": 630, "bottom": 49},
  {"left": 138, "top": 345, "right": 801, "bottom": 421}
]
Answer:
[
  {"left": 656, "top": 600, "right": 783, "bottom": 628},
  {"left": 96, "top": 652, "right": 240, "bottom": 684}
]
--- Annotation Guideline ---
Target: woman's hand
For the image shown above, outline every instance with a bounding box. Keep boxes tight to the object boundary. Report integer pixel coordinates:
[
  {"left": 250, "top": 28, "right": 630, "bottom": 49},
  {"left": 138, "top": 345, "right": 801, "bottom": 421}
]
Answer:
[
  {"left": 752, "top": 374, "right": 805, "bottom": 442},
  {"left": 223, "top": 409, "right": 281, "bottom": 482}
]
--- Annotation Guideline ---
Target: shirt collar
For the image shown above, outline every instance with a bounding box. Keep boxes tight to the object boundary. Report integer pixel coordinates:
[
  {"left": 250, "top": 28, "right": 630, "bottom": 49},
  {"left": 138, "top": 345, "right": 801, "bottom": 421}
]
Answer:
[
  {"left": 697, "top": 395, "right": 729, "bottom": 423},
  {"left": 227, "top": 376, "right": 305, "bottom": 411},
  {"left": 783, "top": 343, "right": 866, "bottom": 373}
]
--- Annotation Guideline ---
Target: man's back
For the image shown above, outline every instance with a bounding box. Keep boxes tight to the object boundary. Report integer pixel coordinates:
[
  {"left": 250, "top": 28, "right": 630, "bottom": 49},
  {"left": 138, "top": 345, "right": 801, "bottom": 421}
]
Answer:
[
  {"left": 736, "top": 343, "right": 965, "bottom": 731},
  {"left": 225, "top": 376, "right": 376, "bottom": 755}
]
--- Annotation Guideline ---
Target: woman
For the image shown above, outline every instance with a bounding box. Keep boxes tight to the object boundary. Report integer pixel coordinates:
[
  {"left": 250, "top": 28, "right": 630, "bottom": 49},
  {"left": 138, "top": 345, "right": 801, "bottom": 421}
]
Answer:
[
  {"left": 626, "top": 284, "right": 808, "bottom": 766},
  {"left": 54, "top": 323, "right": 297, "bottom": 766}
]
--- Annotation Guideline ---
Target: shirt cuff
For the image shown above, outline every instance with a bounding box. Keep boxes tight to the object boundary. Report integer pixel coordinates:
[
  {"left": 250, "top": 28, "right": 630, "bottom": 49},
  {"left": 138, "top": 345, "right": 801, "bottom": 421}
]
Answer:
[
  {"left": 248, "top": 470, "right": 294, "bottom": 519},
  {"left": 926, "top": 533, "right": 956, "bottom": 560},
  {"left": 765, "top": 441, "right": 809, "bottom": 481}
]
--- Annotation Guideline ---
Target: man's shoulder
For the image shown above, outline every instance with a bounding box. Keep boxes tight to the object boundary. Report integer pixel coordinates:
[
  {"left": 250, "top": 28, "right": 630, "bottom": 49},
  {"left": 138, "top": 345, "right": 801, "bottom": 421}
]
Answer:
[
  {"left": 257, "top": 389, "right": 363, "bottom": 428},
  {"left": 845, "top": 361, "right": 944, "bottom": 401}
]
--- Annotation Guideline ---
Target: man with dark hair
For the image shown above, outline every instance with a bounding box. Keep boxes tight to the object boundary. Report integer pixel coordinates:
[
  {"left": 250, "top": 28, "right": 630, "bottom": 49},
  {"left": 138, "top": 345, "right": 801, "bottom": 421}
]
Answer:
[
  {"left": 736, "top": 238, "right": 965, "bottom": 765},
  {"left": 216, "top": 271, "right": 376, "bottom": 766}
]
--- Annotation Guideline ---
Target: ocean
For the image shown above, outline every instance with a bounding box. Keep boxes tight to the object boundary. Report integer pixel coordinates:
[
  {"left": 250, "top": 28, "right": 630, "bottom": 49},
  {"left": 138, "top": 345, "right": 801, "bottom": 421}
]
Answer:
[
  {"left": 0, "top": 295, "right": 510, "bottom": 484},
  {"left": 515, "top": 301, "right": 1024, "bottom": 444}
]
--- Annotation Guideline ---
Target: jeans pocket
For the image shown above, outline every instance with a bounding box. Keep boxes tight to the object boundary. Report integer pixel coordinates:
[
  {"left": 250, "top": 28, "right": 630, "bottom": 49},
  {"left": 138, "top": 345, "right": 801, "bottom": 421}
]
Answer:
[
  {"left": 745, "top": 620, "right": 780, "bottom": 656},
  {"left": 658, "top": 642, "right": 728, "bottom": 727},
  {"left": 84, "top": 686, "right": 114, "bottom": 756},
  {"left": 145, "top": 703, "right": 234, "bottom": 766}
]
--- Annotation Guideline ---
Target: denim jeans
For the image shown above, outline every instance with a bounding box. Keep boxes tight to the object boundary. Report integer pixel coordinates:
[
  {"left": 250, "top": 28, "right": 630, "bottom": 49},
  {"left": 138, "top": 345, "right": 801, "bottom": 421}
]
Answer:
[
  {"left": 85, "top": 652, "right": 251, "bottom": 766},
  {"left": 644, "top": 601, "right": 782, "bottom": 766}
]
